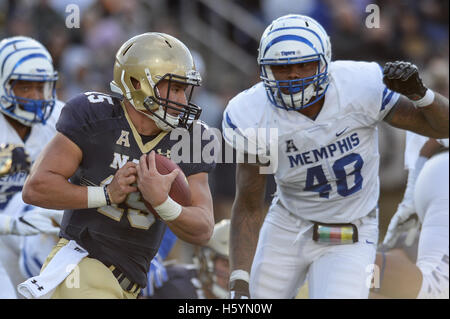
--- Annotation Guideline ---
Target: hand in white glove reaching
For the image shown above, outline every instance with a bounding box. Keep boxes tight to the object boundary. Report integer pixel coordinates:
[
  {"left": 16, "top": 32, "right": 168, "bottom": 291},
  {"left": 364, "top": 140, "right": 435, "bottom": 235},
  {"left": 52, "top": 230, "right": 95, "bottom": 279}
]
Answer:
[
  {"left": 382, "top": 203, "right": 420, "bottom": 249},
  {"left": 146, "top": 253, "right": 169, "bottom": 296},
  {"left": 0, "top": 209, "right": 62, "bottom": 236}
]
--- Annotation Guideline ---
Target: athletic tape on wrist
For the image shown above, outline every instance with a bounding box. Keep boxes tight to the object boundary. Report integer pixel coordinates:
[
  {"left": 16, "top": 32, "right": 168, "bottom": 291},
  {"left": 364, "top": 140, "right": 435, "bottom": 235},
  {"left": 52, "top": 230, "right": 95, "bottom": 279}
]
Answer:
[
  {"left": 87, "top": 186, "right": 107, "bottom": 208},
  {"left": 230, "top": 269, "right": 250, "bottom": 283},
  {"left": 413, "top": 89, "right": 435, "bottom": 108},
  {"left": 154, "top": 196, "right": 182, "bottom": 221}
]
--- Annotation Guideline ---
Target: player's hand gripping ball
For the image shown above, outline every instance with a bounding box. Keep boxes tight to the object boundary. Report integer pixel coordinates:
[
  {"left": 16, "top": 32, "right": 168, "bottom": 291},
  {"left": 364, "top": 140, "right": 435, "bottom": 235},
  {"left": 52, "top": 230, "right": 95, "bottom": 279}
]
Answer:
[{"left": 143, "top": 153, "right": 192, "bottom": 219}]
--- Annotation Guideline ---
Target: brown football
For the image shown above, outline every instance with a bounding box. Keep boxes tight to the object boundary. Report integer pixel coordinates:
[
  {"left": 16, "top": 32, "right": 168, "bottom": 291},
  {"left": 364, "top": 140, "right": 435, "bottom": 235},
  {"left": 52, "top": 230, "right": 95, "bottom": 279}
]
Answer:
[{"left": 144, "top": 153, "right": 192, "bottom": 218}]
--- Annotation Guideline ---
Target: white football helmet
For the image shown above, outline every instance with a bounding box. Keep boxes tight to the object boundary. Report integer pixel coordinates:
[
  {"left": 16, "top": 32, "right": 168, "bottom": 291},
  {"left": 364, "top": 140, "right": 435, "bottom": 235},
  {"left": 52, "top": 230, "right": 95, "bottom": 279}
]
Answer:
[
  {"left": 258, "top": 14, "right": 332, "bottom": 110},
  {"left": 0, "top": 36, "right": 58, "bottom": 126}
]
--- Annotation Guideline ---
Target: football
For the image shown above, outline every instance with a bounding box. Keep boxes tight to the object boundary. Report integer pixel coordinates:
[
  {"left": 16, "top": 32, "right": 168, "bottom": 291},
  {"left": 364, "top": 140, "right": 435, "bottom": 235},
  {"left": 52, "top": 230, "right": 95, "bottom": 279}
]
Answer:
[{"left": 143, "top": 153, "right": 192, "bottom": 218}]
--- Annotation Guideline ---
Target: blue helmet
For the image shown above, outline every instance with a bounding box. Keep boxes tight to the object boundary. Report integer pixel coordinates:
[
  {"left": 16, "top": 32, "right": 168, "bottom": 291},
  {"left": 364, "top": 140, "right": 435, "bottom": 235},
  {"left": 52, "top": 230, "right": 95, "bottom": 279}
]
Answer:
[
  {"left": 0, "top": 36, "right": 58, "bottom": 126},
  {"left": 258, "top": 14, "right": 332, "bottom": 111}
]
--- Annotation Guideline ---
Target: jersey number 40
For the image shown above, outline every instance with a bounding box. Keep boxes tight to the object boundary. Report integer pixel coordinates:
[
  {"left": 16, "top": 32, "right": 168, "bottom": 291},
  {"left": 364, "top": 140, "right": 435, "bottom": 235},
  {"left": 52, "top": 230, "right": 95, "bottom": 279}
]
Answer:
[{"left": 304, "top": 153, "right": 363, "bottom": 198}]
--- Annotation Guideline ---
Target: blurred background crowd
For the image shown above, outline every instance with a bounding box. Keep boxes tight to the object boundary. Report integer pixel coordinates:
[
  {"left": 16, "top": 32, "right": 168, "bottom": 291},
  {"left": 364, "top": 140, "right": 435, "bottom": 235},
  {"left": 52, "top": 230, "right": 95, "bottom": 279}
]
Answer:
[{"left": 0, "top": 0, "right": 448, "bottom": 236}]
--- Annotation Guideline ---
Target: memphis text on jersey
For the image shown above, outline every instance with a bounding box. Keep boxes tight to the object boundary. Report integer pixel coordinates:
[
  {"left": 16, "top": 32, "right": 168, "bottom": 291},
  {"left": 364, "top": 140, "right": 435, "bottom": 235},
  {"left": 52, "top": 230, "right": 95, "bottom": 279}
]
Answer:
[{"left": 286, "top": 132, "right": 360, "bottom": 168}]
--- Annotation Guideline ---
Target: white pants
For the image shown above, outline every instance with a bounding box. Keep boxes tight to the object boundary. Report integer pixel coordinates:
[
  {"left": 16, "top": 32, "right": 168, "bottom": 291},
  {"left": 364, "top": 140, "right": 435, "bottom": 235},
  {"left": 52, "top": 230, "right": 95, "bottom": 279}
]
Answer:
[
  {"left": 0, "top": 263, "right": 16, "bottom": 298},
  {"left": 250, "top": 202, "right": 379, "bottom": 299},
  {"left": 0, "top": 193, "right": 31, "bottom": 298},
  {"left": 415, "top": 152, "right": 449, "bottom": 299}
]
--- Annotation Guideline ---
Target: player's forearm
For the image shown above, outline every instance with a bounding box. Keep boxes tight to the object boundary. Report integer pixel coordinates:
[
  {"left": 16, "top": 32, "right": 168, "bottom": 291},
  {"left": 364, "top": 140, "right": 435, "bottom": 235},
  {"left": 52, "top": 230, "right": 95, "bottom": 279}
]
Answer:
[
  {"left": 420, "top": 92, "right": 449, "bottom": 138},
  {"left": 230, "top": 164, "right": 267, "bottom": 273},
  {"left": 229, "top": 199, "right": 266, "bottom": 273},
  {"left": 22, "top": 171, "right": 87, "bottom": 210},
  {"left": 166, "top": 205, "right": 214, "bottom": 245}
]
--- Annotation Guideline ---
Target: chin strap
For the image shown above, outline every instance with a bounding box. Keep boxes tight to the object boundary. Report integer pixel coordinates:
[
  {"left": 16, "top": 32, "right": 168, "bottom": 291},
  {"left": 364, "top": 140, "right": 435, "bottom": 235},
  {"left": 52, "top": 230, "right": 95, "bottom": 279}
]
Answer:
[{"left": 147, "top": 107, "right": 179, "bottom": 131}]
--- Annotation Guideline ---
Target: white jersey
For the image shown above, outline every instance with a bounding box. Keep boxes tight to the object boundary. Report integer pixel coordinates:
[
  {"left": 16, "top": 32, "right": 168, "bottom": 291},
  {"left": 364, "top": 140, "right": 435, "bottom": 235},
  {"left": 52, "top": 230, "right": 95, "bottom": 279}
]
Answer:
[
  {"left": 223, "top": 61, "right": 400, "bottom": 223},
  {"left": 414, "top": 151, "right": 449, "bottom": 298},
  {"left": 0, "top": 100, "right": 64, "bottom": 211}
]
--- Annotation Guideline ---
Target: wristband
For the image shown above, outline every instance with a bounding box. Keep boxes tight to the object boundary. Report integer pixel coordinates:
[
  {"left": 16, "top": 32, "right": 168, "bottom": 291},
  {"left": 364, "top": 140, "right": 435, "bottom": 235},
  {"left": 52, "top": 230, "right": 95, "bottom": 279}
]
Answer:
[
  {"left": 103, "top": 185, "right": 111, "bottom": 206},
  {"left": 230, "top": 269, "right": 250, "bottom": 283},
  {"left": 87, "top": 186, "right": 107, "bottom": 208},
  {"left": 412, "top": 89, "right": 435, "bottom": 108},
  {"left": 153, "top": 196, "right": 182, "bottom": 221}
]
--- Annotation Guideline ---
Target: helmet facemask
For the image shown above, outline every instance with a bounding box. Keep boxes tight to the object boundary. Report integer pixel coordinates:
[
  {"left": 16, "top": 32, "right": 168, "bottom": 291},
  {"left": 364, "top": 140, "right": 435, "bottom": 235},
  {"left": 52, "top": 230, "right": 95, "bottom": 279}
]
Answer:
[
  {"left": 3, "top": 73, "right": 58, "bottom": 126},
  {"left": 260, "top": 53, "right": 329, "bottom": 111},
  {"left": 194, "top": 246, "right": 229, "bottom": 299},
  {"left": 142, "top": 72, "right": 202, "bottom": 131}
]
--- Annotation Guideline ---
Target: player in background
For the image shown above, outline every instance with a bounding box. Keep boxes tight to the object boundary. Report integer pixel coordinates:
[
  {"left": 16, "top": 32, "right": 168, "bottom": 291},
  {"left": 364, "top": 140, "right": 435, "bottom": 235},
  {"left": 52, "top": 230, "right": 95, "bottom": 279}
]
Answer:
[
  {"left": 20, "top": 32, "right": 216, "bottom": 299},
  {"left": 371, "top": 137, "right": 448, "bottom": 298},
  {"left": 0, "top": 36, "right": 63, "bottom": 298},
  {"left": 148, "top": 219, "right": 230, "bottom": 299},
  {"left": 222, "top": 14, "right": 449, "bottom": 299}
]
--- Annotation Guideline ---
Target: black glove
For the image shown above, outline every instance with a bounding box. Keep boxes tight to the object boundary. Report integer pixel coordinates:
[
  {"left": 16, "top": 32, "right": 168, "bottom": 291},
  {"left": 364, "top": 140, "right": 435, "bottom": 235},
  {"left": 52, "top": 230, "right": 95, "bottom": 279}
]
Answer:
[
  {"left": 229, "top": 279, "right": 250, "bottom": 299},
  {"left": 0, "top": 144, "right": 31, "bottom": 177},
  {"left": 383, "top": 61, "right": 427, "bottom": 101}
]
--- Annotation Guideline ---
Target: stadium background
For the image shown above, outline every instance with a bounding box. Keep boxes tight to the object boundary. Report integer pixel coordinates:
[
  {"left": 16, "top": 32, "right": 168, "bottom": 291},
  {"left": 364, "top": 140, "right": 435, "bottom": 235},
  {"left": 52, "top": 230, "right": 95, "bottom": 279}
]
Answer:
[{"left": 1, "top": 0, "right": 448, "bottom": 242}]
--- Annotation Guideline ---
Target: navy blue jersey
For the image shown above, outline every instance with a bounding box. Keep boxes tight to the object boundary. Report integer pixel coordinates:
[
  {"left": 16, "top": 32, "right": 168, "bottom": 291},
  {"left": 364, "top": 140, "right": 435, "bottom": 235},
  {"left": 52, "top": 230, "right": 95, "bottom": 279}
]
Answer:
[{"left": 56, "top": 92, "right": 216, "bottom": 288}]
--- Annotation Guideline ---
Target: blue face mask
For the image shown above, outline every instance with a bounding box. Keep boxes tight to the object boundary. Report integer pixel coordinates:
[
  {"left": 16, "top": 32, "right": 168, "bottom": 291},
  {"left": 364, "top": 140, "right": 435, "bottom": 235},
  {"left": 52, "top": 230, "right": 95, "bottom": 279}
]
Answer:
[
  {"left": 1, "top": 76, "right": 57, "bottom": 125},
  {"left": 259, "top": 54, "right": 330, "bottom": 111}
]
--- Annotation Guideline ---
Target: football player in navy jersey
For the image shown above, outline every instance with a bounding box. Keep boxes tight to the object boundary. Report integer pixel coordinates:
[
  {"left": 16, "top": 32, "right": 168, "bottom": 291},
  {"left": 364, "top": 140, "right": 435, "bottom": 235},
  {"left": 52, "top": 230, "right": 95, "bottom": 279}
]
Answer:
[{"left": 21, "top": 33, "right": 216, "bottom": 299}]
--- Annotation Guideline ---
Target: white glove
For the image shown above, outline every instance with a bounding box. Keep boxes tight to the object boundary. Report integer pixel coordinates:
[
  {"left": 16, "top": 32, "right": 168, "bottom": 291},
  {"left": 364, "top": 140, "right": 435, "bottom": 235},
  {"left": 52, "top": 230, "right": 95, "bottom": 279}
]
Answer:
[
  {"left": 0, "top": 209, "right": 62, "bottom": 236},
  {"left": 382, "top": 203, "right": 419, "bottom": 249},
  {"left": 383, "top": 156, "right": 427, "bottom": 249},
  {"left": 146, "top": 253, "right": 168, "bottom": 296}
]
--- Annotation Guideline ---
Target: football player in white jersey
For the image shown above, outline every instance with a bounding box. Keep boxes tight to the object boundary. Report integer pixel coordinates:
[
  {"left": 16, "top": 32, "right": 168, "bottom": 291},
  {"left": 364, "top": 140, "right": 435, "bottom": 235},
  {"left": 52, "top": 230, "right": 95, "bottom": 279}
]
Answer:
[
  {"left": 222, "top": 14, "right": 449, "bottom": 299},
  {"left": 372, "top": 137, "right": 448, "bottom": 298},
  {"left": 0, "top": 36, "right": 63, "bottom": 298},
  {"left": 382, "top": 131, "right": 439, "bottom": 251}
]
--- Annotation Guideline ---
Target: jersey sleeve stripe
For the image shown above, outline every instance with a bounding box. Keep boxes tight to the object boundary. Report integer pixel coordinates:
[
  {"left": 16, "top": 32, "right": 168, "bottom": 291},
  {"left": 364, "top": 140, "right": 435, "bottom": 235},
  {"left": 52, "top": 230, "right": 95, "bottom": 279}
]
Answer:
[
  {"left": 381, "top": 89, "right": 396, "bottom": 111},
  {"left": 382, "top": 87, "right": 388, "bottom": 101},
  {"left": 224, "top": 112, "right": 237, "bottom": 130}
]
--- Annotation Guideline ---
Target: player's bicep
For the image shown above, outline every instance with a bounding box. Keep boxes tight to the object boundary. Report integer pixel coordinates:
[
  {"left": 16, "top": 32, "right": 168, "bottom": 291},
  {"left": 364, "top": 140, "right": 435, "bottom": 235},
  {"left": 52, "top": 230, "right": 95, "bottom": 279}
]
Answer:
[
  {"left": 30, "top": 132, "right": 82, "bottom": 180},
  {"left": 383, "top": 96, "right": 443, "bottom": 138}
]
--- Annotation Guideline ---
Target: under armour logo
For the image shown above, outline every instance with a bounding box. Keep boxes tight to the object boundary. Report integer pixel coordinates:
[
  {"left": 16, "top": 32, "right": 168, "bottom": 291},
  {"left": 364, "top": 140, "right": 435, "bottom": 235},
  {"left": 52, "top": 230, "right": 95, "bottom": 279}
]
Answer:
[
  {"left": 31, "top": 279, "right": 44, "bottom": 291},
  {"left": 74, "top": 247, "right": 85, "bottom": 253}
]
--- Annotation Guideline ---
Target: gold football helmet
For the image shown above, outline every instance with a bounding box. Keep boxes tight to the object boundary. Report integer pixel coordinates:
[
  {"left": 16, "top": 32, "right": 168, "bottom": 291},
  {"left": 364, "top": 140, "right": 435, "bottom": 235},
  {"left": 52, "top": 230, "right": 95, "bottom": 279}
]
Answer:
[
  {"left": 194, "top": 219, "right": 230, "bottom": 298},
  {"left": 110, "top": 32, "right": 202, "bottom": 130}
]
